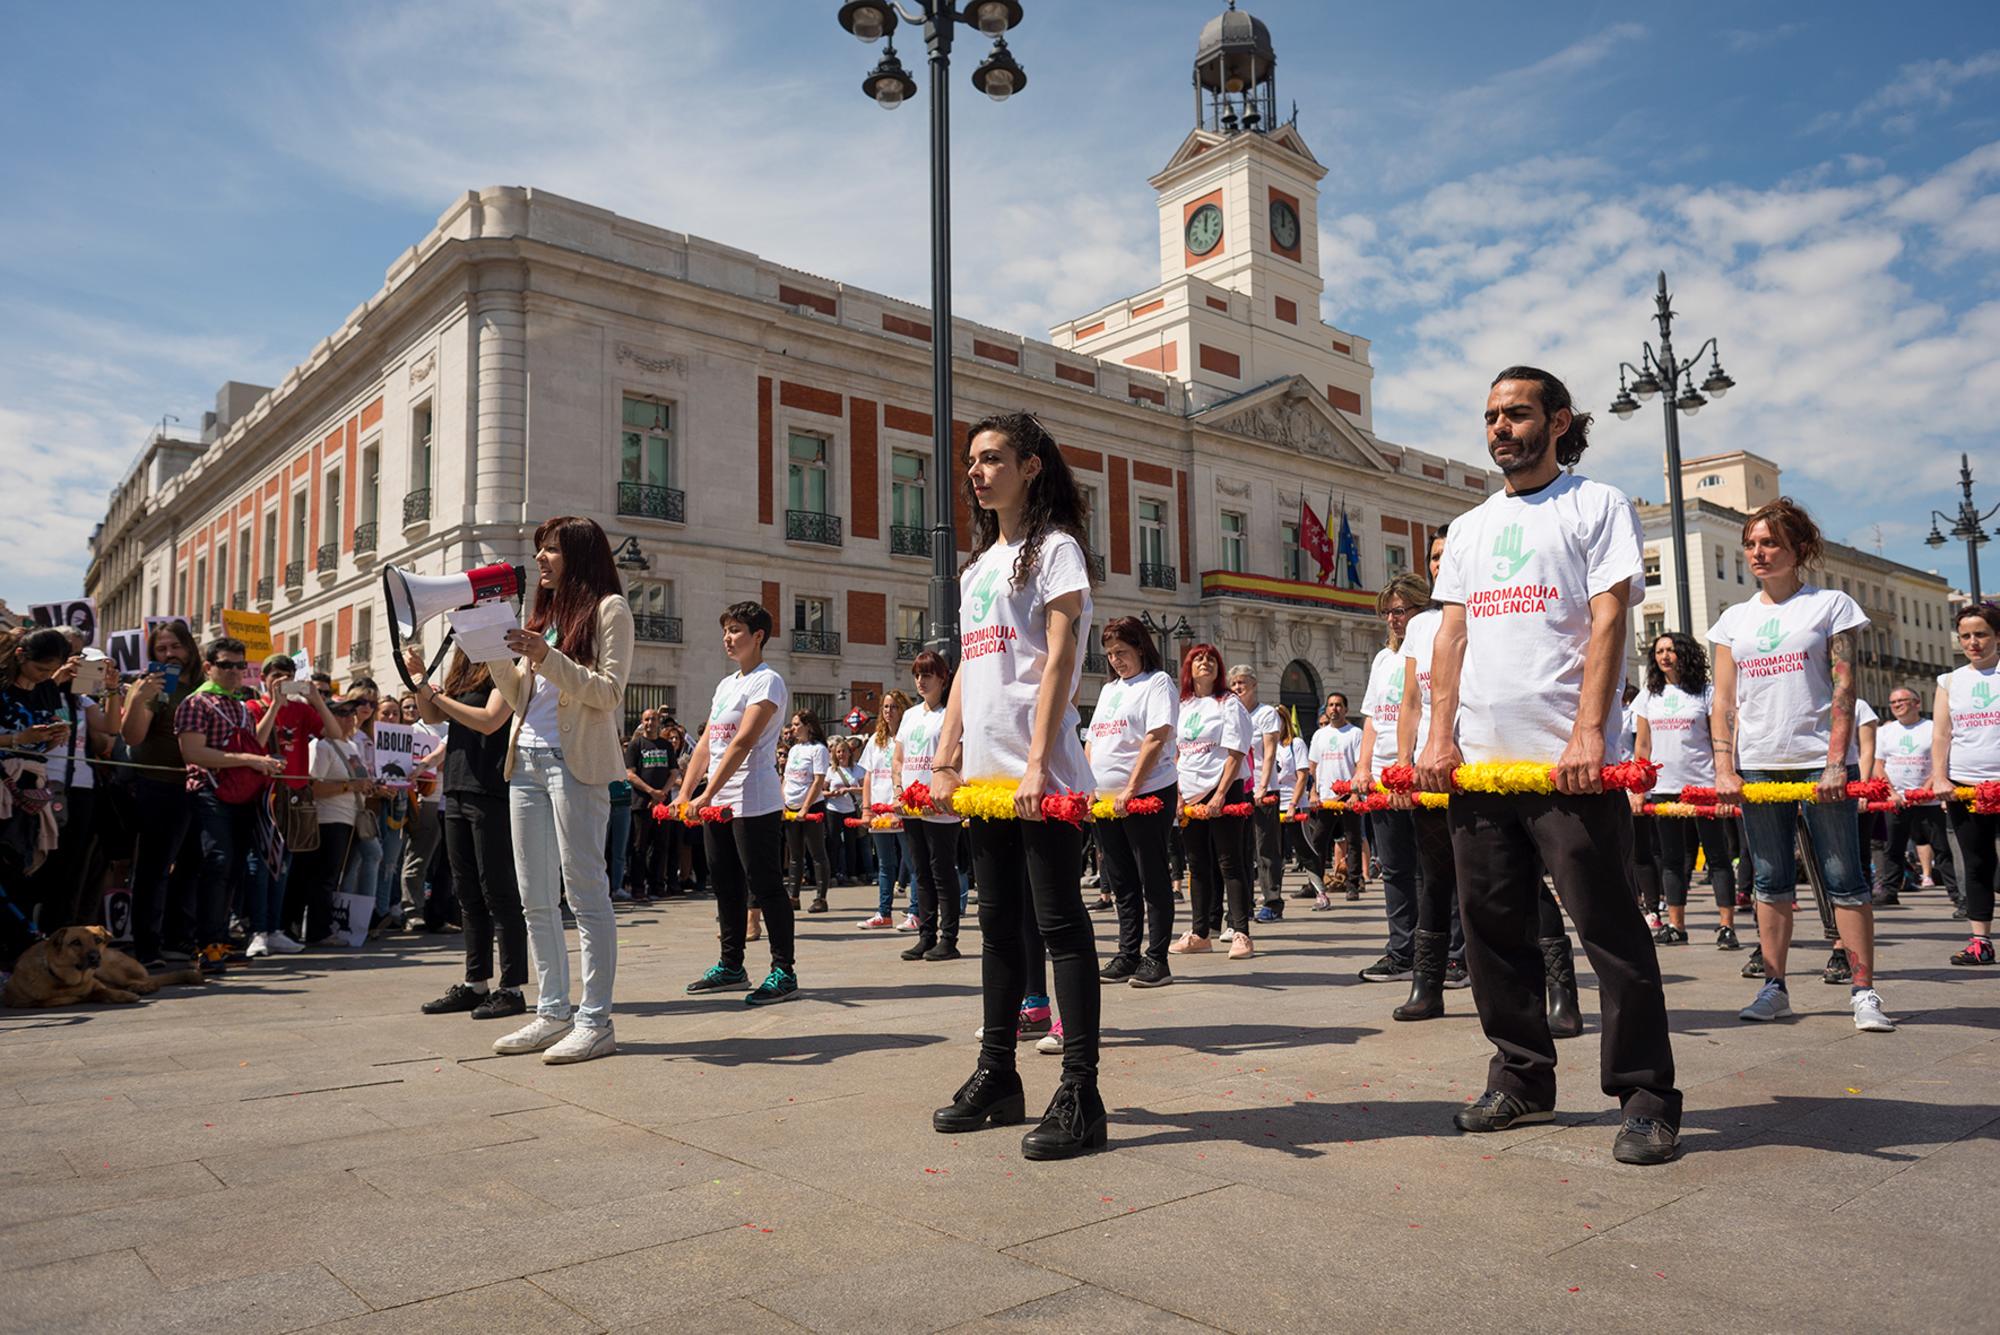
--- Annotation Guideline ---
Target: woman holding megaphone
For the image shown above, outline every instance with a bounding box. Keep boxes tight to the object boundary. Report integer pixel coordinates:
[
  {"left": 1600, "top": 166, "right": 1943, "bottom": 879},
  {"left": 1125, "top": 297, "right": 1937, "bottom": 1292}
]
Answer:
[{"left": 478, "top": 516, "right": 633, "bottom": 1064}]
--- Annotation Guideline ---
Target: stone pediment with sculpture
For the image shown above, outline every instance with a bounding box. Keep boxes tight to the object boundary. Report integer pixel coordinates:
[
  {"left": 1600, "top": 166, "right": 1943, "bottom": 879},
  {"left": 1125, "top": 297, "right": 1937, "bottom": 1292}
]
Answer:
[{"left": 1202, "top": 380, "right": 1385, "bottom": 472}]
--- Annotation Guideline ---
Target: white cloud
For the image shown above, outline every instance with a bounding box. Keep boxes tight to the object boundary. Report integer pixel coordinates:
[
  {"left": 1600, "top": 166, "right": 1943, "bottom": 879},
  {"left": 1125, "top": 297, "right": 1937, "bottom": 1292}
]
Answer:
[{"left": 1815, "top": 50, "right": 2000, "bottom": 133}]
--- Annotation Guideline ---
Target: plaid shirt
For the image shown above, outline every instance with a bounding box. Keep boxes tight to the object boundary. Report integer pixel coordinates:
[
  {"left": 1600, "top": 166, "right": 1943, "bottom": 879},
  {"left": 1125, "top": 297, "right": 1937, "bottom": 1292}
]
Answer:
[{"left": 172, "top": 690, "right": 256, "bottom": 794}]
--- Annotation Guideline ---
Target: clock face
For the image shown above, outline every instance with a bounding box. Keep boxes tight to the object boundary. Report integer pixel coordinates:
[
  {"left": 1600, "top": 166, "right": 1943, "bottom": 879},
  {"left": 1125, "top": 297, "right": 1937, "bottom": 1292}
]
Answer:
[
  {"left": 1185, "top": 203, "right": 1224, "bottom": 257},
  {"left": 1270, "top": 200, "right": 1300, "bottom": 251}
]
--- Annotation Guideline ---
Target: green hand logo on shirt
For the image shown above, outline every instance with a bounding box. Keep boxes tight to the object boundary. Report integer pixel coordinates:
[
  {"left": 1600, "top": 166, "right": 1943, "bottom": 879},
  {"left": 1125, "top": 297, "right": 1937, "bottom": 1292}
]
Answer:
[
  {"left": 1897, "top": 734, "right": 1919, "bottom": 754},
  {"left": 1489, "top": 524, "right": 1534, "bottom": 581},
  {"left": 1754, "top": 617, "right": 1784, "bottom": 653},
  {"left": 1975, "top": 681, "right": 1996, "bottom": 709},
  {"left": 965, "top": 566, "right": 1004, "bottom": 625},
  {"left": 1386, "top": 664, "right": 1405, "bottom": 698},
  {"left": 1099, "top": 682, "right": 1124, "bottom": 714},
  {"left": 905, "top": 716, "right": 936, "bottom": 752},
  {"left": 1180, "top": 711, "right": 1216, "bottom": 743}
]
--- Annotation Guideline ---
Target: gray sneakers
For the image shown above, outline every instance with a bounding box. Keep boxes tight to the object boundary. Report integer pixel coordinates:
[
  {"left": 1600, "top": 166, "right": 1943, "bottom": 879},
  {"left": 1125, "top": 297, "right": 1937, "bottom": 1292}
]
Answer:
[
  {"left": 1738, "top": 981, "right": 1793, "bottom": 1022},
  {"left": 1851, "top": 988, "right": 1896, "bottom": 1032}
]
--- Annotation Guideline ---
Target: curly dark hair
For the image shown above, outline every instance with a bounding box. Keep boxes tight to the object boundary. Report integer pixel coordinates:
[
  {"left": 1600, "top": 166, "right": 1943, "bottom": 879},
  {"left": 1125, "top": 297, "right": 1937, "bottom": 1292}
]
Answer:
[
  {"left": 960, "top": 412, "right": 1091, "bottom": 593},
  {"left": 1644, "top": 630, "right": 1709, "bottom": 696}
]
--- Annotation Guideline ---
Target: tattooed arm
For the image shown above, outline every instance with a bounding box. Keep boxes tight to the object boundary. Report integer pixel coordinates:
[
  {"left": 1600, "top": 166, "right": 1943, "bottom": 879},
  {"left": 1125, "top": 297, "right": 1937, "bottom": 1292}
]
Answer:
[
  {"left": 1823, "top": 630, "right": 1856, "bottom": 803},
  {"left": 1710, "top": 644, "right": 1743, "bottom": 804}
]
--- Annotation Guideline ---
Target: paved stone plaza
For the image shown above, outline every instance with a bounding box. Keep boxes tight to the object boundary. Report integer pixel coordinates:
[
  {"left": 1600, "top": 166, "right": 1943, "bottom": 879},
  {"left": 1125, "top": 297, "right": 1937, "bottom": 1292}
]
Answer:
[{"left": 2, "top": 871, "right": 1990, "bottom": 1333}]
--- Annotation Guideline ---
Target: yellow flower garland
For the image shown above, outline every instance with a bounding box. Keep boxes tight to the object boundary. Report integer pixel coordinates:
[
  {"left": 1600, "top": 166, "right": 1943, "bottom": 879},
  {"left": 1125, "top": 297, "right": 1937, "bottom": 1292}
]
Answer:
[
  {"left": 1450, "top": 762, "right": 1566, "bottom": 795},
  {"left": 1739, "top": 782, "right": 1823, "bottom": 804},
  {"left": 950, "top": 780, "right": 1025, "bottom": 820}
]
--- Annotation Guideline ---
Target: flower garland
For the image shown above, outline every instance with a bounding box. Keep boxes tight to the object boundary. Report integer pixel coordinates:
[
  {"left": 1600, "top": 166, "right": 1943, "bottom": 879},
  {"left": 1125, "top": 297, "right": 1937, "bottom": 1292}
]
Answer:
[
  {"left": 667, "top": 803, "right": 733, "bottom": 826},
  {"left": 946, "top": 780, "right": 1094, "bottom": 826},
  {"left": 842, "top": 816, "right": 868, "bottom": 829},
  {"left": 1088, "top": 795, "right": 1166, "bottom": 820},
  {"left": 1378, "top": 761, "right": 1659, "bottom": 796},
  {"left": 898, "top": 782, "right": 935, "bottom": 817},
  {"left": 1678, "top": 778, "right": 1893, "bottom": 806},
  {"left": 781, "top": 809, "right": 823, "bottom": 823},
  {"left": 1642, "top": 802, "right": 1743, "bottom": 819},
  {"left": 870, "top": 813, "right": 902, "bottom": 831},
  {"left": 1182, "top": 801, "right": 1255, "bottom": 821}
]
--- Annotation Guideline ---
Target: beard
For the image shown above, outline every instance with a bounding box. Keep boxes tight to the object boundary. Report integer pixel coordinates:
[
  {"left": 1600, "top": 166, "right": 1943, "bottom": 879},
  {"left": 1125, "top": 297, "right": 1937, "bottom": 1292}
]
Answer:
[{"left": 1489, "top": 423, "right": 1550, "bottom": 475}]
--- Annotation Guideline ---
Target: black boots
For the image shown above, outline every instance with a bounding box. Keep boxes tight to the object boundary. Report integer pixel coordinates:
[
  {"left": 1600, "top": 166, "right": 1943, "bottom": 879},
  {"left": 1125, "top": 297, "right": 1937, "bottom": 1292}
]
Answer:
[
  {"left": 1541, "top": 934, "right": 1583, "bottom": 1039},
  {"left": 1393, "top": 929, "right": 1447, "bottom": 1022},
  {"left": 1021, "top": 1080, "right": 1108, "bottom": 1160},
  {"left": 932, "top": 1065, "right": 1026, "bottom": 1133}
]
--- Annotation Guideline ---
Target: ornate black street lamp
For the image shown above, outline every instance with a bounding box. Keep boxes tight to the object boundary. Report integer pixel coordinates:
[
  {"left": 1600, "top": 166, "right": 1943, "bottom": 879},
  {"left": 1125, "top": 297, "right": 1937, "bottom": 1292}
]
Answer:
[
  {"left": 838, "top": 1, "right": 1027, "bottom": 661},
  {"left": 1926, "top": 454, "right": 1997, "bottom": 603},
  {"left": 1609, "top": 270, "right": 1737, "bottom": 634}
]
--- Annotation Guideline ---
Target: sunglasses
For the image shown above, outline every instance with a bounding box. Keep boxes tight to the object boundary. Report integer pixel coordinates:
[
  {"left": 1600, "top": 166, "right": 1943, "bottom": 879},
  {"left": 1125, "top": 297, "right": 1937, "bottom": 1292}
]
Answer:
[{"left": 211, "top": 660, "right": 249, "bottom": 670}]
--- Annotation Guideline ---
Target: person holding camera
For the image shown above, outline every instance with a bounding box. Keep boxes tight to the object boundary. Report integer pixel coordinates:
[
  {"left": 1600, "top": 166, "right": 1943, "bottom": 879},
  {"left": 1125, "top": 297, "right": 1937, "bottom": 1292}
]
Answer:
[{"left": 119, "top": 619, "right": 204, "bottom": 969}]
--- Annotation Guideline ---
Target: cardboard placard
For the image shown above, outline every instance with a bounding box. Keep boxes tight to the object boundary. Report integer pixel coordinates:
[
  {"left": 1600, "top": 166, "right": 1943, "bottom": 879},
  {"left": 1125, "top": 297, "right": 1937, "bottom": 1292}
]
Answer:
[
  {"left": 220, "top": 609, "right": 273, "bottom": 659},
  {"left": 31, "top": 598, "right": 98, "bottom": 648},
  {"left": 106, "top": 630, "right": 145, "bottom": 675},
  {"left": 372, "top": 721, "right": 415, "bottom": 783}
]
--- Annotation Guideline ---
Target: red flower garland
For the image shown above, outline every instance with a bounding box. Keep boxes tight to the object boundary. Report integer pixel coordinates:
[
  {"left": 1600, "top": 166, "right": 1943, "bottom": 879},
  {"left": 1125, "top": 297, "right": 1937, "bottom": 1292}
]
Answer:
[
  {"left": 843, "top": 817, "right": 867, "bottom": 828},
  {"left": 1678, "top": 779, "right": 1896, "bottom": 806},
  {"left": 1040, "top": 792, "right": 1093, "bottom": 827},
  {"left": 899, "top": 782, "right": 933, "bottom": 813}
]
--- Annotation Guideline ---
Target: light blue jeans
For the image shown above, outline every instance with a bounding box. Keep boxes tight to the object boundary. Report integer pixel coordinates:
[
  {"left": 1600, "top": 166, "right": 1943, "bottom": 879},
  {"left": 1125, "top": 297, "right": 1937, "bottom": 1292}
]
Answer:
[
  {"left": 509, "top": 746, "right": 616, "bottom": 1029},
  {"left": 374, "top": 823, "right": 406, "bottom": 916},
  {"left": 1741, "top": 765, "right": 1870, "bottom": 908},
  {"left": 344, "top": 831, "right": 383, "bottom": 907}
]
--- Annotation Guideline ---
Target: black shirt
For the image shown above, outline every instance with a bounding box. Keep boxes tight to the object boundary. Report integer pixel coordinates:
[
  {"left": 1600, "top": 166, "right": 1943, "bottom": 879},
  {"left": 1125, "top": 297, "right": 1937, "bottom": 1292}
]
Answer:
[
  {"left": 443, "top": 684, "right": 509, "bottom": 796},
  {"left": 0, "top": 681, "right": 65, "bottom": 754},
  {"left": 626, "top": 734, "right": 676, "bottom": 791}
]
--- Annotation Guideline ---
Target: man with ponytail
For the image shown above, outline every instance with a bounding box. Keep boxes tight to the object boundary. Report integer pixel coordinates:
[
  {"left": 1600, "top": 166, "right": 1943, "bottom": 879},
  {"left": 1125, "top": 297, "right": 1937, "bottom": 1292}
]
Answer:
[{"left": 1421, "top": 367, "right": 1682, "bottom": 1165}]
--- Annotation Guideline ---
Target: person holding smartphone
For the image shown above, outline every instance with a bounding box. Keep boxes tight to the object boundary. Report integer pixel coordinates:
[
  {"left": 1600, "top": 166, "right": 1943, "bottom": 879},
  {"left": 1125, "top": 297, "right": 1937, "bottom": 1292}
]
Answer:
[{"left": 118, "top": 619, "right": 203, "bottom": 969}]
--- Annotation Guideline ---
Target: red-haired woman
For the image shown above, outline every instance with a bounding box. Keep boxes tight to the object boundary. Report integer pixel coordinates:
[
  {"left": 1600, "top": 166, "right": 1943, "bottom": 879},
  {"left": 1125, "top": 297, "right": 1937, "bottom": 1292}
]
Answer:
[
  {"left": 1167, "top": 642, "right": 1255, "bottom": 959},
  {"left": 488, "top": 516, "right": 633, "bottom": 1064},
  {"left": 929, "top": 412, "right": 1105, "bottom": 1159},
  {"left": 1086, "top": 616, "right": 1179, "bottom": 987}
]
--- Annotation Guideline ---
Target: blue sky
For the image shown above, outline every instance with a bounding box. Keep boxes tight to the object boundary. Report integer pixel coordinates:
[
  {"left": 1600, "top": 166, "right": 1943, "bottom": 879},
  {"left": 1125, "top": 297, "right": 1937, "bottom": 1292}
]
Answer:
[{"left": 4, "top": 1, "right": 1998, "bottom": 608}]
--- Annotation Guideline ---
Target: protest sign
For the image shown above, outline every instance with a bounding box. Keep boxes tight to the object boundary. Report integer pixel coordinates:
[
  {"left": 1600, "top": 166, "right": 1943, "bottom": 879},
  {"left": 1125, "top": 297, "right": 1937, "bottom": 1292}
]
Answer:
[
  {"left": 372, "top": 721, "right": 416, "bottom": 783},
  {"left": 31, "top": 598, "right": 98, "bottom": 648},
  {"left": 220, "top": 609, "right": 274, "bottom": 658},
  {"left": 106, "top": 630, "right": 145, "bottom": 675}
]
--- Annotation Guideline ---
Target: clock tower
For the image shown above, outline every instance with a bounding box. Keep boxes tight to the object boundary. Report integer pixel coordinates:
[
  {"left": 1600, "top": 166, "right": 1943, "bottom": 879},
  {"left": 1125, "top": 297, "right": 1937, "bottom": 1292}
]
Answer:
[{"left": 1051, "top": 3, "right": 1373, "bottom": 428}]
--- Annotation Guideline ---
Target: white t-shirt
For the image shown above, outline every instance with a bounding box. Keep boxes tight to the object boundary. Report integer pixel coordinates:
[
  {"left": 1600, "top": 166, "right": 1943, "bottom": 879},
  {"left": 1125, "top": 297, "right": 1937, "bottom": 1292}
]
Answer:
[
  {"left": 1175, "top": 693, "right": 1251, "bottom": 799},
  {"left": 1402, "top": 610, "right": 1440, "bottom": 758},
  {"left": 860, "top": 735, "right": 896, "bottom": 811},
  {"left": 1246, "top": 702, "right": 1282, "bottom": 796},
  {"left": 1708, "top": 585, "right": 1870, "bottom": 770},
  {"left": 703, "top": 663, "right": 788, "bottom": 818},
  {"left": 1846, "top": 698, "right": 1878, "bottom": 768},
  {"left": 782, "top": 740, "right": 830, "bottom": 809},
  {"left": 1943, "top": 662, "right": 2000, "bottom": 782},
  {"left": 1308, "top": 723, "right": 1363, "bottom": 801},
  {"left": 516, "top": 674, "right": 561, "bottom": 749},
  {"left": 957, "top": 531, "right": 1094, "bottom": 793},
  {"left": 1274, "top": 733, "right": 1300, "bottom": 810},
  {"left": 1637, "top": 684, "right": 1716, "bottom": 792},
  {"left": 1431, "top": 471, "right": 1644, "bottom": 765},
  {"left": 896, "top": 699, "right": 957, "bottom": 824},
  {"left": 1876, "top": 717, "right": 1934, "bottom": 791},
  {"left": 1359, "top": 645, "right": 1408, "bottom": 774},
  {"left": 1617, "top": 704, "right": 1639, "bottom": 763},
  {"left": 825, "top": 761, "right": 860, "bottom": 813},
  {"left": 1087, "top": 670, "right": 1179, "bottom": 797},
  {"left": 310, "top": 735, "right": 366, "bottom": 826}
]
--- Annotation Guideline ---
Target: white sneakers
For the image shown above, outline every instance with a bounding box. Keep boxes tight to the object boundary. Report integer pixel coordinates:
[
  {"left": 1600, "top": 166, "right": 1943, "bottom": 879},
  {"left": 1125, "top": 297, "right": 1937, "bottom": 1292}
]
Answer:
[
  {"left": 1851, "top": 989, "right": 1896, "bottom": 1033},
  {"left": 266, "top": 930, "right": 304, "bottom": 954},
  {"left": 544, "top": 1025, "right": 617, "bottom": 1064},
  {"left": 245, "top": 934, "right": 270, "bottom": 958},
  {"left": 494, "top": 1015, "right": 616, "bottom": 1062},
  {"left": 896, "top": 913, "right": 922, "bottom": 932}
]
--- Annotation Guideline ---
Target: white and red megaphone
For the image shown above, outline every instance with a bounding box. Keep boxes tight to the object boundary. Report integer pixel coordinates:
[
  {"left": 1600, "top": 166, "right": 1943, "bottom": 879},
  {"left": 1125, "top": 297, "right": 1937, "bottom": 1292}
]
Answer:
[{"left": 382, "top": 562, "right": 524, "bottom": 689}]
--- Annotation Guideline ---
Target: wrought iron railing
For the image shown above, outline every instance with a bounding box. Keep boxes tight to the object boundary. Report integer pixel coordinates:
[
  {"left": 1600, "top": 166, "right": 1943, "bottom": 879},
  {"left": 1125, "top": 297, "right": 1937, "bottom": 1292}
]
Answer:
[
  {"left": 1086, "top": 550, "right": 1107, "bottom": 582},
  {"left": 890, "top": 524, "right": 929, "bottom": 557},
  {"left": 256, "top": 575, "right": 274, "bottom": 604},
  {"left": 617, "top": 482, "right": 686, "bottom": 523},
  {"left": 348, "top": 639, "right": 371, "bottom": 664},
  {"left": 315, "top": 543, "right": 339, "bottom": 574},
  {"left": 634, "top": 614, "right": 683, "bottom": 644},
  {"left": 1140, "top": 561, "right": 1178, "bottom": 591},
  {"left": 786, "top": 510, "right": 843, "bottom": 546},
  {"left": 895, "top": 636, "right": 924, "bottom": 661},
  {"left": 284, "top": 560, "right": 305, "bottom": 591},
  {"left": 402, "top": 489, "right": 431, "bottom": 524},
  {"left": 1084, "top": 650, "right": 1109, "bottom": 675},
  {"left": 352, "top": 522, "right": 378, "bottom": 555},
  {"left": 792, "top": 628, "right": 842, "bottom": 655}
]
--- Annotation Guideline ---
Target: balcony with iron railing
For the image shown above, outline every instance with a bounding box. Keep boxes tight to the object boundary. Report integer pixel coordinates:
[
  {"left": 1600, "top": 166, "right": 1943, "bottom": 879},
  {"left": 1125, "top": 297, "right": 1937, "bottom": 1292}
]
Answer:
[
  {"left": 348, "top": 639, "right": 371, "bottom": 664},
  {"left": 890, "top": 524, "right": 929, "bottom": 557},
  {"left": 208, "top": 603, "right": 223, "bottom": 627},
  {"left": 634, "top": 614, "right": 684, "bottom": 644},
  {"left": 895, "top": 636, "right": 924, "bottom": 661},
  {"left": 316, "top": 543, "right": 339, "bottom": 574},
  {"left": 352, "top": 522, "right": 378, "bottom": 556},
  {"left": 792, "top": 628, "right": 842, "bottom": 655},
  {"left": 1084, "top": 649, "right": 1109, "bottom": 675},
  {"left": 617, "top": 481, "right": 687, "bottom": 524},
  {"left": 786, "top": 510, "right": 843, "bottom": 547},
  {"left": 284, "top": 560, "right": 305, "bottom": 592},
  {"left": 256, "top": 575, "right": 274, "bottom": 605},
  {"left": 402, "top": 488, "right": 431, "bottom": 525},
  {"left": 1086, "top": 550, "right": 1107, "bottom": 583},
  {"left": 1139, "top": 561, "right": 1178, "bottom": 591}
]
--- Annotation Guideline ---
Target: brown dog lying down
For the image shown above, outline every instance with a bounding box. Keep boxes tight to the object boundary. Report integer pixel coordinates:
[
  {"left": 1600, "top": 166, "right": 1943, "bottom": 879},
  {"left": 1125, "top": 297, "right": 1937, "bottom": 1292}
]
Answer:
[{"left": 3, "top": 926, "right": 205, "bottom": 1007}]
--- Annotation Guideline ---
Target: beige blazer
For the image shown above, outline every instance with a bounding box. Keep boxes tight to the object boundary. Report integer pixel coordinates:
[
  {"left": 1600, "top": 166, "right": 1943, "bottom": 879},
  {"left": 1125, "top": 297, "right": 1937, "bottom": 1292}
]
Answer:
[{"left": 492, "top": 593, "right": 634, "bottom": 786}]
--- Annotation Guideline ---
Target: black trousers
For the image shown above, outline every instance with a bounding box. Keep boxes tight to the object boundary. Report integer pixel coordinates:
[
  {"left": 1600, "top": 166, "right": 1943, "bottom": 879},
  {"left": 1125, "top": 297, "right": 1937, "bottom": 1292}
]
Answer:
[
  {"left": 969, "top": 819, "right": 1099, "bottom": 1084},
  {"left": 632, "top": 803, "right": 672, "bottom": 896},
  {"left": 1449, "top": 792, "right": 1681, "bottom": 1125},
  {"left": 1409, "top": 806, "right": 1467, "bottom": 958},
  {"left": 1250, "top": 800, "right": 1284, "bottom": 906},
  {"left": 905, "top": 819, "right": 962, "bottom": 948},
  {"left": 784, "top": 803, "right": 831, "bottom": 899},
  {"left": 1879, "top": 805, "right": 1956, "bottom": 895},
  {"left": 1186, "top": 781, "right": 1250, "bottom": 936},
  {"left": 1097, "top": 783, "right": 1177, "bottom": 963},
  {"left": 30, "top": 786, "right": 98, "bottom": 931},
  {"left": 1656, "top": 812, "right": 1736, "bottom": 909},
  {"left": 443, "top": 791, "right": 527, "bottom": 987},
  {"left": 1631, "top": 811, "right": 1663, "bottom": 912},
  {"left": 1369, "top": 808, "right": 1418, "bottom": 961},
  {"left": 708, "top": 811, "right": 793, "bottom": 972},
  {"left": 300, "top": 821, "right": 355, "bottom": 942},
  {"left": 1948, "top": 806, "right": 1998, "bottom": 923},
  {"left": 1302, "top": 808, "right": 1362, "bottom": 888},
  {"left": 130, "top": 778, "right": 196, "bottom": 957}
]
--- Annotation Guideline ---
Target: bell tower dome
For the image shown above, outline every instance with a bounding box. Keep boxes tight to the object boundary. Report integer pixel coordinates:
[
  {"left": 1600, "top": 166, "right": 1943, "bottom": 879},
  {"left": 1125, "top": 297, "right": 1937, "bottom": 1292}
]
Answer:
[{"left": 1194, "top": 2, "right": 1278, "bottom": 135}]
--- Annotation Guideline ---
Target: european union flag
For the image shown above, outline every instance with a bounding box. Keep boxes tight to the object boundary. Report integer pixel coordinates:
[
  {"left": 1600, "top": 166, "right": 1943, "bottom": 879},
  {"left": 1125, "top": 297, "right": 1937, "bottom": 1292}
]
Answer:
[{"left": 1336, "top": 505, "right": 1363, "bottom": 589}]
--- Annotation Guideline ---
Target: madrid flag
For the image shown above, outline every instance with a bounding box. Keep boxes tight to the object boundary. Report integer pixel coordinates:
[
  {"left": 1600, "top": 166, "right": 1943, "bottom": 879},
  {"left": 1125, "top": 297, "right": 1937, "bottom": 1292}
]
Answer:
[{"left": 1299, "top": 498, "right": 1335, "bottom": 582}]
